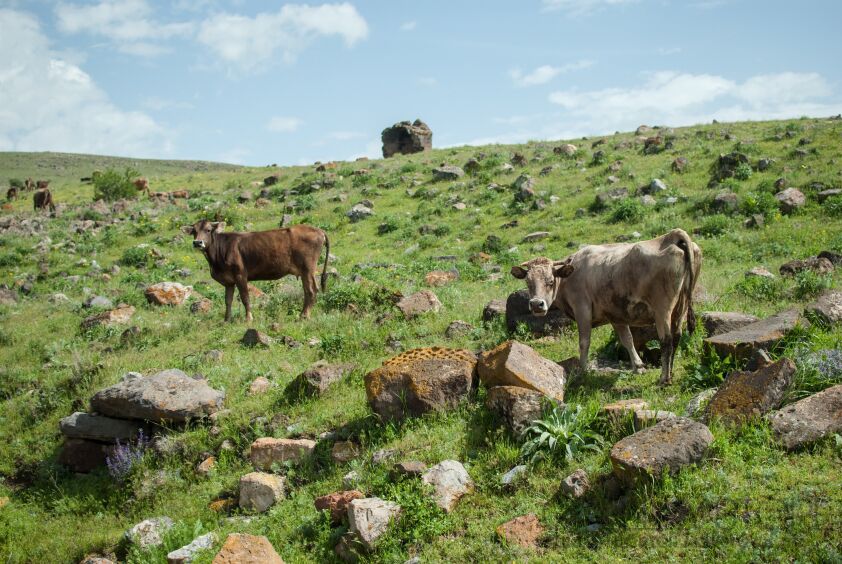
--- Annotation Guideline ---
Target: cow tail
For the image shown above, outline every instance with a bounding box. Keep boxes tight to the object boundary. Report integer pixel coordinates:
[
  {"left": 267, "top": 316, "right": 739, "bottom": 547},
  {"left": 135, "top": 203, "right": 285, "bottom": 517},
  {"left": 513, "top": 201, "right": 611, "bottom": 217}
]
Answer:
[
  {"left": 675, "top": 230, "right": 696, "bottom": 335},
  {"left": 320, "top": 230, "right": 330, "bottom": 292}
]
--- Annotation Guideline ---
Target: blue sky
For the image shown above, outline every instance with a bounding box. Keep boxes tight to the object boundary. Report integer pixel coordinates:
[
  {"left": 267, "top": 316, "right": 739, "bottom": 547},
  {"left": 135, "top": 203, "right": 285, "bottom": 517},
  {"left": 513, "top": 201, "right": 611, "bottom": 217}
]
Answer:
[{"left": 1, "top": 0, "right": 841, "bottom": 165}]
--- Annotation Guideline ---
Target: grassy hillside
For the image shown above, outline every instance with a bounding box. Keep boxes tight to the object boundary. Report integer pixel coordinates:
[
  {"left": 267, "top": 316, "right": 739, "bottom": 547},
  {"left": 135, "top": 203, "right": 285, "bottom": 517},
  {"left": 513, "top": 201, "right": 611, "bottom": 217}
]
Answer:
[{"left": 1, "top": 117, "right": 841, "bottom": 563}]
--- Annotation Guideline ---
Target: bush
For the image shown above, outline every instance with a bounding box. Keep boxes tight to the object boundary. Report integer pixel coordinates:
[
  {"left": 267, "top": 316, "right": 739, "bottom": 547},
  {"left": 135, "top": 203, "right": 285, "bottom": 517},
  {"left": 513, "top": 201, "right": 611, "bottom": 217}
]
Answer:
[
  {"left": 8, "top": 178, "right": 23, "bottom": 189},
  {"left": 684, "top": 347, "right": 742, "bottom": 391},
  {"left": 610, "top": 198, "right": 646, "bottom": 223},
  {"left": 793, "top": 270, "right": 832, "bottom": 300},
  {"left": 93, "top": 168, "right": 140, "bottom": 202},
  {"left": 734, "top": 162, "right": 753, "bottom": 181},
  {"left": 121, "top": 245, "right": 155, "bottom": 268},
  {"left": 698, "top": 214, "right": 730, "bottom": 237},
  {"left": 294, "top": 194, "right": 316, "bottom": 211},
  {"left": 733, "top": 275, "right": 785, "bottom": 301},
  {"left": 740, "top": 191, "right": 779, "bottom": 219},
  {"left": 823, "top": 196, "right": 842, "bottom": 218},
  {"left": 520, "top": 402, "right": 604, "bottom": 465}
]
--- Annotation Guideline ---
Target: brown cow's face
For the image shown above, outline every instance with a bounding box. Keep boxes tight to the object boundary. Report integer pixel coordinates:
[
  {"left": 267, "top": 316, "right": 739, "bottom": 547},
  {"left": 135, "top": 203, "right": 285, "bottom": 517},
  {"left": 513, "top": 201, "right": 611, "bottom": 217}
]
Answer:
[
  {"left": 510, "top": 257, "right": 574, "bottom": 315},
  {"left": 182, "top": 220, "right": 225, "bottom": 250}
]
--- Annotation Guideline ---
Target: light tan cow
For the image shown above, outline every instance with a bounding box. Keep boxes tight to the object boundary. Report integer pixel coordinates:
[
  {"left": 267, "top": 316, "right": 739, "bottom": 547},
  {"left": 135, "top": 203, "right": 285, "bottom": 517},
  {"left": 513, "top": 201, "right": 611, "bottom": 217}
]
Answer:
[{"left": 511, "top": 228, "right": 701, "bottom": 385}]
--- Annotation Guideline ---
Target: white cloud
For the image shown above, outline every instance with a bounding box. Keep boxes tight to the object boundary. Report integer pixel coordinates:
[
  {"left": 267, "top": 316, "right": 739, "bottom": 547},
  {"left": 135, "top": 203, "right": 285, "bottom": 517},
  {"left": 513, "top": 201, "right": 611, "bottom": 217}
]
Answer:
[
  {"left": 509, "top": 60, "right": 593, "bottom": 87},
  {"left": 328, "top": 131, "right": 365, "bottom": 140},
  {"left": 197, "top": 3, "right": 368, "bottom": 71},
  {"left": 266, "top": 116, "right": 303, "bottom": 133},
  {"left": 400, "top": 20, "right": 416, "bottom": 31},
  {"left": 0, "top": 9, "right": 170, "bottom": 156},
  {"left": 542, "top": 0, "right": 639, "bottom": 16},
  {"left": 55, "top": 0, "right": 193, "bottom": 56}
]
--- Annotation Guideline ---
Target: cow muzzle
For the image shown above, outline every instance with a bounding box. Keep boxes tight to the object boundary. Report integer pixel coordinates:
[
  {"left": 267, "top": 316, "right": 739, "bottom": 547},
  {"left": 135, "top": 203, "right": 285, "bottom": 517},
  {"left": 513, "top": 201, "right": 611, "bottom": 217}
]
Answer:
[
  {"left": 193, "top": 240, "right": 206, "bottom": 249},
  {"left": 529, "top": 298, "right": 549, "bottom": 315}
]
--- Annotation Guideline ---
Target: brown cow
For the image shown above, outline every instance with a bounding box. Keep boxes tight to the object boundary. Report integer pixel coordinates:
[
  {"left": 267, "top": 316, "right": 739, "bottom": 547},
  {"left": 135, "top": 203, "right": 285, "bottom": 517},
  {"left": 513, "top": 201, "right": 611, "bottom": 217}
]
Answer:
[
  {"left": 511, "top": 229, "right": 701, "bottom": 385},
  {"left": 6, "top": 187, "right": 18, "bottom": 201},
  {"left": 182, "top": 220, "right": 331, "bottom": 322},
  {"left": 24, "top": 178, "right": 34, "bottom": 191},
  {"left": 33, "top": 188, "right": 55, "bottom": 212},
  {"left": 134, "top": 177, "right": 149, "bottom": 194},
  {"left": 36, "top": 180, "right": 49, "bottom": 190},
  {"left": 169, "top": 190, "right": 189, "bottom": 199}
]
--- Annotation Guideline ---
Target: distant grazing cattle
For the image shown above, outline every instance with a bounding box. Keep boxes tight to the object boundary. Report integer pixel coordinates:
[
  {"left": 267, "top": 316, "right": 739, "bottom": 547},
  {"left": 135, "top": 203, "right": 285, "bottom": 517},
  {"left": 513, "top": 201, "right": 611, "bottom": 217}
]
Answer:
[
  {"left": 36, "top": 180, "right": 49, "bottom": 190},
  {"left": 134, "top": 178, "right": 149, "bottom": 194},
  {"left": 6, "top": 187, "right": 18, "bottom": 201},
  {"left": 511, "top": 228, "right": 701, "bottom": 385},
  {"left": 182, "top": 220, "right": 331, "bottom": 322},
  {"left": 169, "top": 190, "right": 189, "bottom": 199},
  {"left": 33, "top": 188, "right": 55, "bottom": 212},
  {"left": 24, "top": 178, "right": 34, "bottom": 191}
]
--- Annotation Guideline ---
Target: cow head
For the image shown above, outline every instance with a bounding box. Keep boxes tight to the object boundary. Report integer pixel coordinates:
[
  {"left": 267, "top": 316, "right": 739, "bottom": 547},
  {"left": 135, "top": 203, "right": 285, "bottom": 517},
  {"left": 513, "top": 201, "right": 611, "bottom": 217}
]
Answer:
[
  {"left": 181, "top": 220, "right": 225, "bottom": 250},
  {"left": 510, "top": 257, "right": 574, "bottom": 315}
]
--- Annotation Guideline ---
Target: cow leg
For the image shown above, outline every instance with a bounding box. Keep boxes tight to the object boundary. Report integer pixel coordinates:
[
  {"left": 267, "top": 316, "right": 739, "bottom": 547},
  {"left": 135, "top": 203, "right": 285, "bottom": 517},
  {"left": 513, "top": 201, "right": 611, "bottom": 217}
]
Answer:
[
  {"left": 655, "top": 316, "right": 673, "bottom": 386},
  {"left": 576, "top": 318, "right": 592, "bottom": 372},
  {"left": 236, "top": 278, "right": 252, "bottom": 323},
  {"left": 300, "top": 271, "right": 316, "bottom": 319},
  {"left": 224, "top": 286, "right": 235, "bottom": 321},
  {"left": 613, "top": 324, "right": 645, "bottom": 373}
]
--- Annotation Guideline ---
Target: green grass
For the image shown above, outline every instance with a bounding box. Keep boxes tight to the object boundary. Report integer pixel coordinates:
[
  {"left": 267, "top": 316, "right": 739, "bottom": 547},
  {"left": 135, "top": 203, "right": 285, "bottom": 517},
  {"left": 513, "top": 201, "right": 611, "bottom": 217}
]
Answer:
[{"left": 1, "top": 117, "right": 841, "bottom": 563}]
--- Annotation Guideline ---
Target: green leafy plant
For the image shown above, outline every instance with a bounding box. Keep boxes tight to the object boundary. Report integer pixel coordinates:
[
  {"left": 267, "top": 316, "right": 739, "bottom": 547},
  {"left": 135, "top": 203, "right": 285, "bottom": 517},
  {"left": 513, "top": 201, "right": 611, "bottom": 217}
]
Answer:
[
  {"left": 698, "top": 214, "right": 730, "bottom": 237},
  {"left": 683, "top": 347, "right": 742, "bottom": 391},
  {"left": 740, "top": 191, "right": 779, "bottom": 219},
  {"left": 734, "top": 162, "right": 753, "bottom": 181},
  {"left": 8, "top": 178, "right": 23, "bottom": 189},
  {"left": 792, "top": 270, "right": 832, "bottom": 300},
  {"left": 610, "top": 197, "right": 646, "bottom": 223},
  {"left": 520, "top": 402, "right": 604, "bottom": 465},
  {"left": 733, "top": 274, "right": 785, "bottom": 301},
  {"left": 93, "top": 167, "right": 140, "bottom": 202}
]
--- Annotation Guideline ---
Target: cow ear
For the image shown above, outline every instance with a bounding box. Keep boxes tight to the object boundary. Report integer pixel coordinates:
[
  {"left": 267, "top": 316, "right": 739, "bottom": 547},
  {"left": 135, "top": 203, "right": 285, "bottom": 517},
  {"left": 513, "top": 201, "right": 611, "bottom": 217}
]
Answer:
[
  {"left": 212, "top": 222, "right": 226, "bottom": 232},
  {"left": 554, "top": 264, "right": 574, "bottom": 278},
  {"left": 510, "top": 266, "right": 528, "bottom": 279},
  {"left": 180, "top": 225, "right": 193, "bottom": 235}
]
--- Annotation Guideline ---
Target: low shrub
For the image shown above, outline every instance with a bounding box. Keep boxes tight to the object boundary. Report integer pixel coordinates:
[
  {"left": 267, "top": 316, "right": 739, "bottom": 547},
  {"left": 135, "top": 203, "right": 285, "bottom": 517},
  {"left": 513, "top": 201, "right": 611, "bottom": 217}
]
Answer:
[
  {"left": 733, "top": 162, "right": 753, "bottom": 181},
  {"left": 93, "top": 168, "right": 140, "bottom": 202},
  {"left": 610, "top": 198, "right": 646, "bottom": 223},
  {"left": 733, "top": 274, "right": 785, "bottom": 301},
  {"left": 792, "top": 270, "right": 832, "bottom": 300},
  {"left": 520, "top": 402, "right": 604, "bottom": 465},
  {"left": 698, "top": 214, "right": 730, "bottom": 237}
]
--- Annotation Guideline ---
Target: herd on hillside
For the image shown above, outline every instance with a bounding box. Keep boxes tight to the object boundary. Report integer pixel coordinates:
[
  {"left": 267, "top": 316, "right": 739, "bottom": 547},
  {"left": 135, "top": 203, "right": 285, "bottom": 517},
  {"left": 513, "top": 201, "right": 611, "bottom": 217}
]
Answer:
[{"left": 9, "top": 169, "right": 703, "bottom": 387}]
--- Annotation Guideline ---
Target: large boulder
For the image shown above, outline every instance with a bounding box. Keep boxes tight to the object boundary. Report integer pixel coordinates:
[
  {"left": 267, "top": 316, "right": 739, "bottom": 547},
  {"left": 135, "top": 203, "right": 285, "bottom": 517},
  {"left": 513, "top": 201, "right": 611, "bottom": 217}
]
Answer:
[
  {"left": 780, "top": 257, "right": 834, "bottom": 277},
  {"left": 432, "top": 164, "right": 465, "bottom": 181},
  {"left": 704, "top": 309, "right": 807, "bottom": 360},
  {"left": 80, "top": 305, "right": 135, "bottom": 330},
  {"left": 610, "top": 417, "right": 713, "bottom": 483},
  {"left": 249, "top": 437, "right": 316, "bottom": 470},
  {"left": 505, "top": 289, "right": 572, "bottom": 336},
  {"left": 347, "top": 497, "right": 401, "bottom": 550},
  {"left": 712, "top": 152, "right": 749, "bottom": 182},
  {"left": 485, "top": 386, "right": 544, "bottom": 435},
  {"left": 768, "top": 384, "right": 842, "bottom": 450},
  {"left": 314, "top": 490, "right": 364, "bottom": 524},
  {"left": 90, "top": 370, "right": 224, "bottom": 423},
  {"left": 396, "top": 290, "right": 441, "bottom": 319},
  {"left": 705, "top": 358, "right": 795, "bottom": 425},
  {"left": 805, "top": 290, "right": 842, "bottom": 325},
  {"left": 212, "top": 534, "right": 283, "bottom": 564},
  {"left": 144, "top": 282, "right": 192, "bottom": 306},
  {"left": 364, "top": 347, "right": 476, "bottom": 422},
  {"left": 59, "top": 412, "right": 146, "bottom": 443},
  {"left": 239, "top": 472, "right": 285, "bottom": 513},
  {"left": 775, "top": 188, "right": 806, "bottom": 214},
  {"left": 285, "top": 361, "right": 356, "bottom": 397},
  {"left": 421, "top": 460, "right": 474, "bottom": 512},
  {"left": 701, "top": 311, "right": 761, "bottom": 337},
  {"left": 478, "top": 341, "right": 565, "bottom": 402},
  {"left": 381, "top": 119, "right": 432, "bottom": 158}
]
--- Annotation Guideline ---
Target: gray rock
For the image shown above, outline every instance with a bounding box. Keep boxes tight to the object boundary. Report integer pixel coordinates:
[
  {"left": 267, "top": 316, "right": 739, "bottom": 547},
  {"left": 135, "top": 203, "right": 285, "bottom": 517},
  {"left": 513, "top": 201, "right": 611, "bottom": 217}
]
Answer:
[
  {"left": 780, "top": 257, "right": 834, "bottom": 277},
  {"left": 239, "top": 472, "right": 285, "bottom": 513},
  {"left": 382, "top": 119, "right": 432, "bottom": 158},
  {"left": 482, "top": 299, "right": 506, "bottom": 322},
  {"left": 705, "top": 358, "right": 795, "bottom": 425},
  {"left": 485, "top": 386, "right": 544, "bottom": 435},
  {"left": 595, "top": 187, "right": 628, "bottom": 207},
  {"left": 505, "top": 289, "right": 573, "bottom": 336},
  {"left": 346, "top": 204, "right": 374, "bottom": 222},
  {"left": 478, "top": 340, "right": 566, "bottom": 402},
  {"left": 286, "top": 361, "right": 356, "bottom": 397},
  {"left": 49, "top": 293, "right": 69, "bottom": 304},
  {"left": 90, "top": 370, "right": 224, "bottom": 423},
  {"left": 445, "top": 320, "right": 473, "bottom": 338},
  {"left": 432, "top": 165, "right": 464, "bottom": 181},
  {"left": 745, "top": 266, "right": 774, "bottom": 279},
  {"left": 712, "top": 191, "right": 738, "bottom": 212},
  {"left": 633, "top": 409, "right": 676, "bottom": 427},
  {"left": 640, "top": 194, "right": 657, "bottom": 206},
  {"left": 250, "top": 437, "right": 316, "bottom": 470},
  {"left": 775, "top": 188, "right": 806, "bottom": 214},
  {"left": 396, "top": 290, "right": 441, "bottom": 319},
  {"left": 701, "top": 311, "right": 761, "bottom": 337},
  {"left": 610, "top": 417, "right": 713, "bottom": 483},
  {"left": 59, "top": 412, "right": 146, "bottom": 443},
  {"left": 805, "top": 290, "right": 842, "bottom": 325},
  {"left": 421, "top": 460, "right": 474, "bottom": 512},
  {"left": 799, "top": 349, "right": 842, "bottom": 381},
  {"left": 817, "top": 188, "right": 842, "bottom": 203},
  {"left": 371, "top": 448, "right": 398, "bottom": 464},
  {"left": 348, "top": 497, "right": 401, "bottom": 550},
  {"left": 242, "top": 328, "right": 272, "bottom": 347},
  {"left": 645, "top": 178, "right": 667, "bottom": 194},
  {"left": 83, "top": 295, "right": 113, "bottom": 309},
  {"left": 685, "top": 388, "right": 717, "bottom": 417},
  {"left": 343, "top": 470, "right": 361, "bottom": 489},
  {"left": 124, "top": 517, "right": 174, "bottom": 549},
  {"left": 560, "top": 469, "right": 590, "bottom": 498},
  {"left": 166, "top": 533, "right": 216, "bottom": 564},
  {"left": 501, "top": 464, "right": 528, "bottom": 486},
  {"left": 768, "top": 384, "right": 842, "bottom": 450},
  {"left": 705, "top": 309, "right": 807, "bottom": 361},
  {"left": 522, "top": 231, "right": 550, "bottom": 243}
]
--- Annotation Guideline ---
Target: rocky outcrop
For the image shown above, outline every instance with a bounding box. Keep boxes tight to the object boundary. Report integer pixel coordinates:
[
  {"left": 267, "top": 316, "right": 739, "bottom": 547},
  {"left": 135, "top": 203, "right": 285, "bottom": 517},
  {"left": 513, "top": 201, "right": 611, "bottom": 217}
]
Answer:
[
  {"left": 478, "top": 341, "right": 566, "bottom": 402},
  {"left": 381, "top": 119, "right": 432, "bottom": 158},
  {"left": 768, "top": 384, "right": 842, "bottom": 450}
]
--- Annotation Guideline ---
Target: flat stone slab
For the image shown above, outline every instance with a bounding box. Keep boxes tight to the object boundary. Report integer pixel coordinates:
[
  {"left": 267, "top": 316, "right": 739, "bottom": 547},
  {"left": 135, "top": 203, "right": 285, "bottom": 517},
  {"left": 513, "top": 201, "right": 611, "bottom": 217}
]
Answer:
[
  {"left": 704, "top": 309, "right": 807, "bottom": 360},
  {"left": 705, "top": 358, "right": 795, "bottom": 425},
  {"left": 610, "top": 417, "right": 713, "bottom": 483},
  {"left": 90, "top": 369, "right": 224, "bottom": 423},
  {"left": 768, "top": 384, "right": 842, "bottom": 450},
  {"left": 701, "top": 311, "right": 761, "bottom": 337},
  {"left": 478, "top": 341, "right": 566, "bottom": 402},
  {"left": 59, "top": 412, "right": 146, "bottom": 443},
  {"left": 250, "top": 437, "right": 316, "bottom": 470}
]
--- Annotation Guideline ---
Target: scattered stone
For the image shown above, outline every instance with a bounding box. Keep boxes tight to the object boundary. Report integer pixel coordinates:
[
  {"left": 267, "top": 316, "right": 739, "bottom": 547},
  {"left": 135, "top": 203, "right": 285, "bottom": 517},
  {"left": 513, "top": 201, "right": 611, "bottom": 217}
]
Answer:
[
  {"left": 49, "top": 293, "right": 69, "bottom": 304},
  {"left": 818, "top": 250, "right": 842, "bottom": 266},
  {"left": 392, "top": 461, "right": 427, "bottom": 478},
  {"left": 332, "top": 441, "right": 360, "bottom": 463},
  {"left": 775, "top": 188, "right": 806, "bottom": 214},
  {"left": 83, "top": 295, "right": 113, "bottom": 309},
  {"left": 90, "top": 369, "right": 224, "bottom": 423},
  {"left": 640, "top": 195, "right": 656, "bottom": 206},
  {"left": 603, "top": 399, "right": 649, "bottom": 422},
  {"left": 421, "top": 460, "right": 474, "bottom": 512},
  {"left": 505, "top": 289, "right": 572, "bottom": 336},
  {"left": 432, "top": 164, "right": 464, "bottom": 181},
  {"left": 705, "top": 309, "right": 807, "bottom": 360},
  {"left": 645, "top": 178, "right": 667, "bottom": 194},
  {"left": 424, "top": 270, "right": 458, "bottom": 287},
  {"left": 59, "top": 412, "right": 146, "bottom": 443},
  {"left": 633, "top": 409, "right": 676, "bottom": 427},
  {"left": 595, "top": 187, "right": 628, "bottom": 207},
  {"left": 745, "top": 266, "right": 774, "bottom": 279},
  {"left": 478, "top": 341, "right": 566, "bottom": 402},
  {"left": 346, "top": 204, "right": 374, "bottom": 222},
  {"left": 554, "top": 144, "right": 577, "bottom": 156},
  {"left": 212, "top": 533, "right": 283, "bottom": 564},
  {"left": 560, "top": 469, "right": 590, "bottom": 499},
  {"left": 364, "top": 347, "right": 476, "bottom": 422},
  {"left": 242, "top": 329, "right": 272, "bottom": 348},
  {"left": 81, "top": 305, "right": 135, "bottom": 329},
  {"left": 343, "top": 470, "right": 361, "bottom": 490},
  {"left": 486, "top": 386, "right": 544, "bottom": 435},
  {"left": 348, "top": 497, "right": 401, "bottom": 550},
  {"left": 239, "top": 472, "right": 285, "bottom": 513},
  {"left": 705, "top": 358, "right": 795, "bottom": 425},
  {"left": 190, "top": 298, "right": 212, "bottom": 314},
  {"left": 610, "top": 417, "right": 714, "bottom": 483},
  {"left": 196, "top": 456, "right": 216, "bottom": 476},
  {"left": 712, "top": 191, "right": 738, "bottom": 212},
  {"left": 685, "top": 389, "right": 717, "bottom": 417},
  {"left": 286, "top": 361, "right": 356, "bottom": 397},
  {"left": 496, "top": 514, "right": 544, "bottom": 549},
  {"left": 125, "top": 517, "right": 174, "bottom": 549},
  {"left": 395, "top": 290, "right": 442, "bottom": 319},
  {"left": 248, "top": 377, "right": 272, "bottom": 395},
  {"left": 145, "top": 282, "right": 192, "bottom": 306},
  {"left": 701, "top": 312, "right": 761, "bottom": 337},
  {"left": 780, "top": 256, "right": 834, "bottom": 277},
  {"left": 806, "top": 290, "right": 842, "bottom": 325},
  {"left": 522, "top": 231, "right": 550, "bottom": 243},
  {"left": 482, "top": 299, "right": 506, "bottom": 322},
  {"left": 817, "top": 188, "right": 842, "bottom": 203},
  {"left": 315, "top": 490, "right": 364, "bottom": 524},
  {"left": 381, "top": 119, "right": 432, "bottom": 158},
  {"left": 713, "top": 152, "right": 749, "bottom": 182},
  {"left": 501, "top": 465, "right": 528, "bottom": 486},
  {"left": 205, "top": 349, "right": 224, "bottom": 362},
  {"left": 167, "top": 533, "right": 216, "bottom": 564},
  {"left": 672, "top": 157, "right": 689, "bottom": 173},
  {"left": 250, "top": 437, "right": 316, "bottom": 470},
  {"left": 768, "top": 384, "right": 842, "bottom": 450}
]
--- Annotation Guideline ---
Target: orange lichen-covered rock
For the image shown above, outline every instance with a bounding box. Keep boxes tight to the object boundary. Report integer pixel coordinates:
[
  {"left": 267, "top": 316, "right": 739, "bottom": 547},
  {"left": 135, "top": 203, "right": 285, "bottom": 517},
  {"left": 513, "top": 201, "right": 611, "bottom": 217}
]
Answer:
[{"left": 705, "top": 358, "right": 795, "bottom": 426}]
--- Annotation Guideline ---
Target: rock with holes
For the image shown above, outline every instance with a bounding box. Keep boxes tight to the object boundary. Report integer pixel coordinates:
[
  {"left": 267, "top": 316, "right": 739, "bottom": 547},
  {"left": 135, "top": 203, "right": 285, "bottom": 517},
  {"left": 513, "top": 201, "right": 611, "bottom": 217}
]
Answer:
[
  {"left": 505, "top": 290, "right": 572, "bottom": 336},
  {"left": 239, "top": 472, "right": 285, "bottom": 513},
  {"left": 212, "top": 534, "right": 283, "bottom": 564},
  {"left": 704, "top": 309, "right": 807, "bottom": 361},
  {"left": 478, "top": 341, "right": 566, "bottom": 402},
  {"left": 315, "top": 490, "right": 364, "bottom": 524},
  {"left": 396, "top": 290, "right": 441, "bottom": 318},
  {"left": 167, "top": 533, "right": 216, "bottom": 564},
  {"left": 124, "top": 517, "right": 174, "bottom": 549},
  {"left": 286, "top": 361, "right": 356, "bottom": 397},
  {"left": 90, "top": 369, "right": 224, "bottom": 423},
  {"left": 704, "top": 358, "right": 795, "bottom": 425},
  {"left": 347, "top": 497, "right": 401, "bottom": 550},
  {"left": 250, "top": 437, "right": 316, "bottom": 470},
  {"left": 421, "top": 460, "right": 474, "bottom": 512},
  {"left": 610, "top": 417, "right": 713, "bottom": 483},
  {"left": 145, "top": 282, "right": 192, "bottom": 306},
  {"left": 364, "top": 347, "right": 476, "bottom": 422},
  {"left": 701, "top": 311, "right": 761, "bottom": 337},
  {"left": 768, "top": 384, "right": 842, "bottom": 450},
  {"left": 485, "top": 386, "right": 545, "bottom": 435},
  {"left": 496, "top": 513, "right": 544, "bottom": 549},
  {"left": 805, "top": 290, "right": 842, "bottom": 325},
  {"left": 560, "top": 469, "right": 590, "bottom": 498}
]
